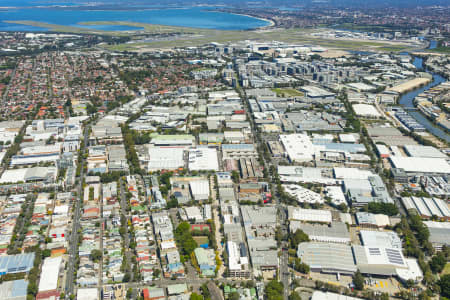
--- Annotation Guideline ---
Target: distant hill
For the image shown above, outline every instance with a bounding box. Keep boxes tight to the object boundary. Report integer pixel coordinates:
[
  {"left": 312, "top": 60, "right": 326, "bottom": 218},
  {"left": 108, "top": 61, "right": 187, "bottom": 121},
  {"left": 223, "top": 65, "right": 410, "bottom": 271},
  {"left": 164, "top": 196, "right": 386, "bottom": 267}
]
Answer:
[{"left": 2, "top": 0, "right": 448, "bottom": 9}]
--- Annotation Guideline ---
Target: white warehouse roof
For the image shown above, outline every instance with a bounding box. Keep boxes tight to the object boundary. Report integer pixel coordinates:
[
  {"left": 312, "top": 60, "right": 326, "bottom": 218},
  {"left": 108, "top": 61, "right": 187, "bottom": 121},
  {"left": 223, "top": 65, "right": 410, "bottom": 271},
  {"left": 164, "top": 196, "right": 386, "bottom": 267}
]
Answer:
[
  {"left": 288, "top": 207, "right": 332, "bottom": 223},
  {"left": 390, "top": 157, "right": 450, "bottom": 174},
  {"left": 280, "top": 134, "right": 314, "bottom": 162},
  {"left": 403, "top": 145, "right": 447, "bottom": 158},
  {"left": 148, "top": 147, "right": 184, "bottom": 171},
  {"left": 189, "top": 180, "right": 210, "bottom": 201},
  {"left": 352, "top": 104, "right": 382, "bottom": 118},
  {"left": 38, "top": 256, "right": 62, "bottom": 292},
  {"left": 188, "top": 148, "right": 219, "bottom": 171},
  {"left": 312, "top": 291, "right": 363, "bottom": 300}
]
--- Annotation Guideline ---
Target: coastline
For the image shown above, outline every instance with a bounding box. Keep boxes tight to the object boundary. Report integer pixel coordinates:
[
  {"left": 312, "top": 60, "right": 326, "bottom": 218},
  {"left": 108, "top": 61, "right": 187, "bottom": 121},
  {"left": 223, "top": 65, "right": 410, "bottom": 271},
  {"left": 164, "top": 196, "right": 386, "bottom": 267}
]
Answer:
[{"left": 225, "top": 12, "right": 275, "bottom": 29}]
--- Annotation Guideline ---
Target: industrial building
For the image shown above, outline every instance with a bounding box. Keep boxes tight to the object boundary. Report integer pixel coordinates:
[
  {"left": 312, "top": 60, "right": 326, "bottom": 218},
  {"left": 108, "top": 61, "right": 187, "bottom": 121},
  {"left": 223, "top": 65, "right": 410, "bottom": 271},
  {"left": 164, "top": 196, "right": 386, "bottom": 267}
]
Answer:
[
  {"left": 0, "top": 253, "right": 35, "bottom": 275},
  {"left": 344, "top": 175, "right": 393, "bottom": 206},
  {"left": 288, "top": 207, "right": 332, "bottom": 223},
  {"left": 297, "top": 242, "right": 357, "bottom": 274},
  {"left": 390, "top": 156, "right": 450, "bottom": 176},
  {"left": 352, "top": 104, "right": 382, "bottom": 118},
  {"left": 278, "top": 166, "right": 337, "bottom": 185},
  {"left": 0, "top": 279, "right": 28, "bottom": 300},
  {"left": 188, "top": 148, "right": 219, "bottom": 171},
  {"left": 403, "top": 145, "right": 447, "bottom": 158},
  {"left": 423, "top": 221, "right": 450, "bottom": 251},
  {"left": 311, "top": 291, "right": 362, "bottom": 300},
  {"left": 222, "top": 144, "right": 258, "bottom": 160},
  {"left": 147, "top": 147, "right": 185, "bottom": 171},
  {"left": 290, "top": 222, "right": 350, "bottom": 244},
  {"left": 283, "top": 184, "right": 324, "bottom": 204},
  {"left": 37, "top": 256, "right": 62, "bottom": 297},
  {"left": 279, "top": 133, "right": 315, "bottom": 162},
  {"left": 189, "top": 179, "right": 210, "bottom": 201},
  {"left": 401, "top": 196, "right": 450, "bottom": 220},
  {"left": 0, "top": 167, "right": 57, "bottom": 184},
  {"left": 356, "top": 212, "right": 391, "bottom": 228},
  {"left": 297, "top": 242, "right": 423, "bottom": 282},
  {"left": 150, "top": 134, "right": 195, "bottom": 148},
  {"left": 360, "top": 230, "right": 402, "bottom": 249},
  {"left": 300, "top": 86, "right": 335, "bottom": 100}
]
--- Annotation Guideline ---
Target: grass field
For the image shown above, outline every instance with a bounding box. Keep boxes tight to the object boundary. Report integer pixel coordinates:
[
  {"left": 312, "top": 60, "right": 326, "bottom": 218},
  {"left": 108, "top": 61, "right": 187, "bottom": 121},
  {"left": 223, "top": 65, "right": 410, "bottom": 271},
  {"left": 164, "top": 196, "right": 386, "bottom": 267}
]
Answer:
[
  {"left": 193, "top": 236, "right": 209, "bottom": 245},
  {"left": 428, "top": 47, "right": 450, "bottom": 54},
  {"left": 442, "top": 263, "right": 450, "bottom": 275},
  {"left": 271, "top": 88, "right": 304, "bottom": 97}
]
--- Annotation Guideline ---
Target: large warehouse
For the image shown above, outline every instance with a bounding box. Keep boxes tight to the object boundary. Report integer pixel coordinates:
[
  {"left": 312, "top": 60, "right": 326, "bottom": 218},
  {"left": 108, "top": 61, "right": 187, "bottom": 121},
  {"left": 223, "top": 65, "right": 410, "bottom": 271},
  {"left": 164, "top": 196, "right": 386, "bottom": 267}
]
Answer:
[
  {"left": 290, "top": 222, "right": 350, "bottom": 244},
  {"left": 0, "top": 253, "right": 35, "bottom": 275},
  {"left": 0, "top": 167, "right": 57, "bottom": 184},
  {"left": 188, "top": 148, "right": 219, "bottom": 171},
  {"left": 402, "top": 196, "right": 450, "bottom": 220},
  {"left": 279, "top": 134, "right": 315, "bottom": 162},
  {"left": 360, "top": 230, "right": 402, "bottom": 249},
  {"left": 423, "top": 221, "right": 450, "bottom": 251},
  {"left": 390, "top": 157, "right": 450, "bottom": 176},
  {"left": 288, "top": 207, "right": 332, "bottom": 223},
  {"left": 297, "top": 242, "right": 423, "bottom": 282},
  {"left": 297, "top": 242, "right": 357, "bottom": 275},
  {"left": 403, "top": 145, "right": 447, "bottom": 159},
  {"left": 312, "top": 291, "right": 363, "bottom": 300},
  {"left": 352, "top": 104, "right": 382, "bottom": 118},
  {"left": 38, "top": 257, "right": 62, "bottom": 295},
  {"left": 147, "top": 146, "right": 185, "bottom": 171}
]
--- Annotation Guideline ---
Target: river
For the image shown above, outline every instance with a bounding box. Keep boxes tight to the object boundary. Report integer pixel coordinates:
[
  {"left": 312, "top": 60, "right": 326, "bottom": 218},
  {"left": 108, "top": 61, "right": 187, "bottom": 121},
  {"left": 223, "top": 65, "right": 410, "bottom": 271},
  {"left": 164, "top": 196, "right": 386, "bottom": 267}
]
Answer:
[{"left": 397, "top": 49, "right": 450, "bottom": 143}]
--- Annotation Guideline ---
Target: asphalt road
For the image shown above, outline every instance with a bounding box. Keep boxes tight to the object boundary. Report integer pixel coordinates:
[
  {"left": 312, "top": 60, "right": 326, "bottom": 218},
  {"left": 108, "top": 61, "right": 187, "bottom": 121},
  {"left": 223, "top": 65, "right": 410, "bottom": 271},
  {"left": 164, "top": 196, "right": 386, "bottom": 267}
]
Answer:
[
  {"left": 119, "top": 178, "right": 134, "bottom": 282},
  {"left": 65, "top": 125, "right": 90, "bottom": 296}
]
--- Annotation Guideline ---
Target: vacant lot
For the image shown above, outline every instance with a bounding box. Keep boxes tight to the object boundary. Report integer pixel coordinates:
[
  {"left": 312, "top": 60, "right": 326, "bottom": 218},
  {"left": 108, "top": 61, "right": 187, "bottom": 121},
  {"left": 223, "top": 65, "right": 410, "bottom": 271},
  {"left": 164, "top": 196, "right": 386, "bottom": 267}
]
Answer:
[{"left": 271, "top": 88, "right": 304, "bottom": 97}]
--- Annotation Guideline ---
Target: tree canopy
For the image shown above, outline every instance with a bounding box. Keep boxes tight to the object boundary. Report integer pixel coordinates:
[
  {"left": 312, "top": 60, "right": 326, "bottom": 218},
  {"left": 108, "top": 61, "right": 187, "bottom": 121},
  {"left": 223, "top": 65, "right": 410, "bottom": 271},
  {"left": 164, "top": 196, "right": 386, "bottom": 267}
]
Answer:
[
  {"left": 353, "top": 270, "right": 364, "bottom": 290},
  {"left": 367, "top": 202, "right": 398, "bottom": 216},
  {"left": 290, "top": 229, "right": 310, "bottom": 249},
  {"left": 265, "top": 280, "right": 284, "bottom": 300}
]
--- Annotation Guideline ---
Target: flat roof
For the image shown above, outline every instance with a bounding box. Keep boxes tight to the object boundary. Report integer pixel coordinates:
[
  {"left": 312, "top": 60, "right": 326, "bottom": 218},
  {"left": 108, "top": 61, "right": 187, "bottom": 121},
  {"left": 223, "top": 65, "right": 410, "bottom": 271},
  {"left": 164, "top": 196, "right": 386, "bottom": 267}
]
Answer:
[
  {"left": 352, "top": 104, "right": 381, "bottom": 117},
  {"left": 390, "top": 156, "right": 450, "bottom": 174},
  {"left": 288, "top": 207, "right": 332, "bottom": 223},
  {"left": 38, "top": 256, "right": 62, "bottom": 292},
  {"left": 360, "top": 230, "right": 402, "bottom": 249},
  {"left": 280, "top": 134, "right": 314, "bottom": 162},
  {"left": 312, "top": 291, "right": 363, "bottom": 300},
  {"left": 297, "top": 242, "right": 357, "bottom": 274},
  {"left": 404, "top": 145, "right": 447, "bottom": 158},
  {"left": 188, "top": 148, "right": 219, "bottom": 171}
]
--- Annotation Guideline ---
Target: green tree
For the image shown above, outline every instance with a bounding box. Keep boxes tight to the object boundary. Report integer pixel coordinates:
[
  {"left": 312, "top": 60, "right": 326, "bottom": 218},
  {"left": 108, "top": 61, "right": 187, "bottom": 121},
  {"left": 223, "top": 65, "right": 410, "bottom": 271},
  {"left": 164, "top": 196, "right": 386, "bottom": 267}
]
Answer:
[
  {"left": 175, "top": 222, "right": 198, "bottom": 255},
  {"left": 265, "top": 280, "right": 284, "bottom": 300},
  {"left": 294, "top": 259, "right": 310, "bottom": 274},
  {"left": 353, "top": 270, "right": 364, "bottom": 291},
  {"left": 440, "top": 274, "right": 450, "bottom": 298},
  {"left": 229, "top": 292, "right": 240, "bottom": 300},
  {"left": 367, "top": 202, "right": 398, "bottom": 216},
  {"left": 429, "top": 252, "right": 446, "bottom": 273},
  {"left": 190, "top": 293, "right": 203, "bottom": 300},
  {"left": 289, "top": 291, "right": 301, "bottom": 300},
  {"left": 90, "top": 249, "right": 102, "bottom": 262},
  {"left": 290, "top": 229, "right": 310, "bottom": 248}
]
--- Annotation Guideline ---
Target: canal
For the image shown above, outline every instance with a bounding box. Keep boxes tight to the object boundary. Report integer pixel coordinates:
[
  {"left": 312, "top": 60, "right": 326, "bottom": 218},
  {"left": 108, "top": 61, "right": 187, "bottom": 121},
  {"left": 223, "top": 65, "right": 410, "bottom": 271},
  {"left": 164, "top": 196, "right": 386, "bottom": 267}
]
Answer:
[{"left": 397, "top": 48, "right": 450, "bottom": 142}]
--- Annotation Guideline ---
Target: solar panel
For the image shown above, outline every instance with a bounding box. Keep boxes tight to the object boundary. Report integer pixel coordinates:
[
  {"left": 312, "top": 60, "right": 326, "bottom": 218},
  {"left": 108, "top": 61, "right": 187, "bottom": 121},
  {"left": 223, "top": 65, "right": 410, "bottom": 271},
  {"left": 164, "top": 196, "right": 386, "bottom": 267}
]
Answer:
[{"left": 386, "top": 248, "right": 404, "bottom": 265}]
